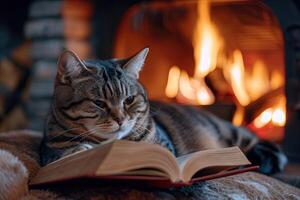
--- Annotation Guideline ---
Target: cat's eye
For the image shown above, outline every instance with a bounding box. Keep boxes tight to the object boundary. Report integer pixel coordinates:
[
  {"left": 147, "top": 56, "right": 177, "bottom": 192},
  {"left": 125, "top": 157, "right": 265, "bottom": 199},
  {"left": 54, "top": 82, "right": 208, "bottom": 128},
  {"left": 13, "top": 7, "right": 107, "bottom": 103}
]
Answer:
[
  {"left": 124, "top": 96, "right": 135, "bottom": 105},
  {"left": 95, "top": 100, "right": 107, "bottom": 109}
]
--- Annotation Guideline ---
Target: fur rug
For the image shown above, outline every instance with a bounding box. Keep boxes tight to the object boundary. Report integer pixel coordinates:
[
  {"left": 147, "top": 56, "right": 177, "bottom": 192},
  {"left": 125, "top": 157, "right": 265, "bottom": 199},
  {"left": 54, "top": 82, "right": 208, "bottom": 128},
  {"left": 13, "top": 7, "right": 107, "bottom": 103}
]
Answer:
[{"left": 0, "top": 130, "right": 299, "bottom": 200}]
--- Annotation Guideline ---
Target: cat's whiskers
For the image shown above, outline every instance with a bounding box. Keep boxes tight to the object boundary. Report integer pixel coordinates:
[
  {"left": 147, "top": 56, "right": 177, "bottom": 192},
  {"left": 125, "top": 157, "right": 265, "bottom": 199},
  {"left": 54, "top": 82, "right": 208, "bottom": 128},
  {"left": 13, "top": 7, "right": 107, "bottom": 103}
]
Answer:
[
  {"left": 62, "top": 128, "right": 97, "bottom": 145},
  {"left": 149, "top": 107, "right": 161, "bottom": 117},
  {"left": 49, "top": 127, "right": 81, "bottom": 141},
  {"left": 134, "top": 123, "right": 152, "bottom": 133},
  {"left": 79, "top": 129, "right": 102, "bottom": 144}
]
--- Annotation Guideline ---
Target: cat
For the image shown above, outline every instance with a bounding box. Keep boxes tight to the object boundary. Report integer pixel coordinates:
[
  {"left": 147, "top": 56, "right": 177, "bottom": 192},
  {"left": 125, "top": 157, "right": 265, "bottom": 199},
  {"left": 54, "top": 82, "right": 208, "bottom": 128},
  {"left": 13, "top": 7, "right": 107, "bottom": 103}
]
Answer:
[{"left": 40, "top": 48, "right": 287, "bottom": 174}]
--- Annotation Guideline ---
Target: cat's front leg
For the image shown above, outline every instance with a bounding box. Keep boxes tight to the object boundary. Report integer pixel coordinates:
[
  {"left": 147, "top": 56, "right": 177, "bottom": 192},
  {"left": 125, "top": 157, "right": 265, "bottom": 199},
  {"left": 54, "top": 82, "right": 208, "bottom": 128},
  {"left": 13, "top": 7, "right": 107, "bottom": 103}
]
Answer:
[{"left": 62, "top": 143, "right": 94, "bottom": 157}]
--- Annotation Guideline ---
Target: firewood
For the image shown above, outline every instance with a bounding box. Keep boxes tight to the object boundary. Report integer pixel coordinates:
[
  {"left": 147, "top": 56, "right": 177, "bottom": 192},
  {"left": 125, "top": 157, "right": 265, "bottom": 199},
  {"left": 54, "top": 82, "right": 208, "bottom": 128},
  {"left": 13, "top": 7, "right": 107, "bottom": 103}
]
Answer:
[{"left": 244, "top": 86, "right": 284, "bottom": 124}]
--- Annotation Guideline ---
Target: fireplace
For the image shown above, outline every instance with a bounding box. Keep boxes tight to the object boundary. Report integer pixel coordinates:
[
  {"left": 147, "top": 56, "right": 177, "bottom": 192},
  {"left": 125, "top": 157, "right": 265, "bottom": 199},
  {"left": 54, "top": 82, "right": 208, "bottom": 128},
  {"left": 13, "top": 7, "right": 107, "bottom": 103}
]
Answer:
[
  {"left": 111, "top": 0, "right": 300, "bottom": 162},
  {"left": 8, "top": 0, "right": 297, "bottom": 163}
]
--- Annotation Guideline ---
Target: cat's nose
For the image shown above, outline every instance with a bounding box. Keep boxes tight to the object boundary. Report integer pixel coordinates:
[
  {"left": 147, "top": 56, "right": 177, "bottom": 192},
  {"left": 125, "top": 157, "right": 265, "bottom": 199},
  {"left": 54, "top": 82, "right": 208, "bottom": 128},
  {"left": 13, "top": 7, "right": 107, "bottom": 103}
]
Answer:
[{"left": 114, "top": 118, "right": 124, "bottom": 126}]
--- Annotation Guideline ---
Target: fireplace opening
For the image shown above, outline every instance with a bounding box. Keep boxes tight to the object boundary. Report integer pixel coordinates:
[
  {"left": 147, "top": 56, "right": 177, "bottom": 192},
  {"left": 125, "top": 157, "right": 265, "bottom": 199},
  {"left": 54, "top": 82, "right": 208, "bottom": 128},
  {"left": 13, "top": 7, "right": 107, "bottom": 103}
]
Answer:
[{"left": 113, "top": 0, "right": 285, "bottom": 143}]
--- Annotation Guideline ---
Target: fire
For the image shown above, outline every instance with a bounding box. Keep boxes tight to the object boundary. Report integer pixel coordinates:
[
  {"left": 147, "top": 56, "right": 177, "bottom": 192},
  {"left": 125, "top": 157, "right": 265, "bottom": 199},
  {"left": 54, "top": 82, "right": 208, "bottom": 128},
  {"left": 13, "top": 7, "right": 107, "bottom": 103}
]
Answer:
[
  {"left": 165, "top": 0, "right": 219, "bottom": 105},
  {"left": 225, "top": 50, "right": 251, "bottom": 106},
  {"left": 253, "top": 108, "right": 273, "bottom": 128},
  {"left": 253, "top": 97, "right": 286, "bottom": 128},
  {"left": 232, "top": 106, "right": 245, "bottom": 126},
  {"left": 272, "top": 96, "right": 286, "bottom": 127},
  {"left": 165, "top": 69, "right": 215, "bottom": 105},
  {"left": 179, "top": 71, "right": 197, "bottom": 102},
  {"left": 193, "top": 0, "right": 222, "bottom": 79},
  {"left": 246, "top": 60, "right": 270, "bottom": 101},
  {"left": 226, "top": 53, "right": 286, "bottom": 127},
  {"left": 165, "top": 66, "right": 180, "bottom": 98},
  {"left": 225, "top": 52, "right": 273, "bottom": 106},
  {"left": 272, "top": 107, "right": 286, "bottom": 126},
  {"left": 164, "top": 0, "right": 286, "bottom": 134},
  {"left": 271, "top": 70, "right": 284, "bottom": 90}
]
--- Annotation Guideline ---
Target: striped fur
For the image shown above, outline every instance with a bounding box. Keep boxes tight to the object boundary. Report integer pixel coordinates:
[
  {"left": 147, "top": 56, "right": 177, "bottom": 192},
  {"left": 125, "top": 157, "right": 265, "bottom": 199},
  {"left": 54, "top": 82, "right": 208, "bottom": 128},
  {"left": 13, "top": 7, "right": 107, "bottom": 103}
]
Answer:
[{"left": 41, "top": 49, "right": 287, "bottom": 174}]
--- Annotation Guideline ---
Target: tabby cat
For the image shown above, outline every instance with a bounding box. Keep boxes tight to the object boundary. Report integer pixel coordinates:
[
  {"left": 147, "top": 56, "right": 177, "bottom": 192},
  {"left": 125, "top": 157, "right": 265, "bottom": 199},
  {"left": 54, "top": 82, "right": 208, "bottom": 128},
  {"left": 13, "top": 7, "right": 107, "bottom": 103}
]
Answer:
[{"left": 41, "top": 48, "right": 287, "bottom": 174}]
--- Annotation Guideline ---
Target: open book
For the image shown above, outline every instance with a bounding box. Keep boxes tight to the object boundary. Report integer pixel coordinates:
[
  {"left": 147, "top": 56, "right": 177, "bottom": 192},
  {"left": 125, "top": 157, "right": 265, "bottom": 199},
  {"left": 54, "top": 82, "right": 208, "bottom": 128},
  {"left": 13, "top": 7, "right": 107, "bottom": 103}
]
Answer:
[{"left": 30, "top": 140, "right": 256, "bottom": 188}]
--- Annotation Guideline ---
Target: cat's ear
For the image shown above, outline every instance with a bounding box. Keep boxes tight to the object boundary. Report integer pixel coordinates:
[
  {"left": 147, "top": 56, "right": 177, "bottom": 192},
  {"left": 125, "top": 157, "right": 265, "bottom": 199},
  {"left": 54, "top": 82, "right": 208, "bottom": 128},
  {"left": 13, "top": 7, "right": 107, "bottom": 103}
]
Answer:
[
  {"left": 56, "top": 50, "right": 87, "bottom": 84},
  {"left": 122, "top": 48, "right": 149, "bottom": 79}
]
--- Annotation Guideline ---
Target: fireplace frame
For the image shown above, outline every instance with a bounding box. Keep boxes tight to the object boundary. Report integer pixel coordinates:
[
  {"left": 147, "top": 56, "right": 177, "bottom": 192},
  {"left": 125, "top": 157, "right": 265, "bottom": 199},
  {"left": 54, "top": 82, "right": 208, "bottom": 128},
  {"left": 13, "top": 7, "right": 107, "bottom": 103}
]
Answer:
[{"left": 262, "top": 0, "right": 300, "bottom": 162}]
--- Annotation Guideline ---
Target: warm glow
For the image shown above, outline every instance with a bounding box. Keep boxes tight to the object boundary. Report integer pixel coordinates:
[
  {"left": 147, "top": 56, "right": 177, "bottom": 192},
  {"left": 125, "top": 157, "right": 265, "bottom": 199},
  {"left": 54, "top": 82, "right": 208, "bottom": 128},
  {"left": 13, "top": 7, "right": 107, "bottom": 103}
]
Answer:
[
  {"left": 232, "top": 106, "right": 244, "bottom": 126},
  {"left": 253, "top": 108, "right": 273, "bottom": 128},
  {"left": 193, "top": 78, "right": 215, "bottom": 105},
  {"left": 272, "top": 97, "right": 286, "bottom": 126},
  {"left": 272, "top": 108, "right": 285, "bottom": 126},
  {"left": 165, "top": 0, "right": 218, "bottom": 105},
  {"left": 226, "top": 50, "right": 251, "bottom": 106},
  {"left": 179, "top": 71, "right": 197, "bottom": 101},
  {"left": 178, "top": 71, "right": 215, "bottom": 105},
  {"left": 246, "top": 60, "right": 270, "bottom": 101},
  {"left": 253, "top": 96, "right": 286, "bottom": 128},
  {"left": 165, "top": 66, "right": 181, "bottom": 98},
  {"left": 271, "top": 70, "right": 284, "bottom": 90},
  {"left": 193, "top": 0, "right": 222, "bottom": 79},
  {"left": 163, "top": 0, "right": 286, "bottom": 137}
]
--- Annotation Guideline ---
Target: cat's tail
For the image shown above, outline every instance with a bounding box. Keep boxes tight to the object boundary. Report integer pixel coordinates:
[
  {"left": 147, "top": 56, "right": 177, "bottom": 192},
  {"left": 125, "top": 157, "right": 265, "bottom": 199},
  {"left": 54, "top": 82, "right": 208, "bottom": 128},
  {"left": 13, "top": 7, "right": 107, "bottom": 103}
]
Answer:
[{"left": 246, "top": 140, "right": 288, "bottom": 174}]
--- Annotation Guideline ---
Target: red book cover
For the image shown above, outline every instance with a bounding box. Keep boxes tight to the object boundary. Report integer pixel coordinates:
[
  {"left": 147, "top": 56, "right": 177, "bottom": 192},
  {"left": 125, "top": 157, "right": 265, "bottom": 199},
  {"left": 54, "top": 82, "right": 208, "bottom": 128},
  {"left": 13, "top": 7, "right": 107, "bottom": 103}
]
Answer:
[{"left": 30, "top": 165, "right": 259, "bottom": 189}]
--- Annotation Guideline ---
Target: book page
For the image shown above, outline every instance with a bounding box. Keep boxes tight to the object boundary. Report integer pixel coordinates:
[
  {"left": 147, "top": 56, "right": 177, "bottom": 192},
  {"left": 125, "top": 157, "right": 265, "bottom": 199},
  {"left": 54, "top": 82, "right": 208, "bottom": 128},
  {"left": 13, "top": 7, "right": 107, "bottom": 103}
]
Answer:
[
  {"left": 95, "top": 141, "right": 181, "bottom": 182},
  {"left": 175, "top": 147, "right": 251, "bottom": 182}
]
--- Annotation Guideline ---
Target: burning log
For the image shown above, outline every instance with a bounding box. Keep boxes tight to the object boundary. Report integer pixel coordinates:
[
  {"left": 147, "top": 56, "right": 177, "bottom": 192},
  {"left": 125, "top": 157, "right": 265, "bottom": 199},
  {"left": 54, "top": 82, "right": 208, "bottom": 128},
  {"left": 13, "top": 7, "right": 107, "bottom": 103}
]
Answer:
[{"left": 243, "top": 86, "right": 284, "bottom": 124}]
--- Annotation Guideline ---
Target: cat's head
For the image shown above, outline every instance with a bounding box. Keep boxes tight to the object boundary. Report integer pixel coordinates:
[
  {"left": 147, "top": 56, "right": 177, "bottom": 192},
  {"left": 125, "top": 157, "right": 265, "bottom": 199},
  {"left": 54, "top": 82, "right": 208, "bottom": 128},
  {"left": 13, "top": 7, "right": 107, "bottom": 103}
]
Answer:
[{"left": 52, "top": 48, "right": 149, "bottom": 141}]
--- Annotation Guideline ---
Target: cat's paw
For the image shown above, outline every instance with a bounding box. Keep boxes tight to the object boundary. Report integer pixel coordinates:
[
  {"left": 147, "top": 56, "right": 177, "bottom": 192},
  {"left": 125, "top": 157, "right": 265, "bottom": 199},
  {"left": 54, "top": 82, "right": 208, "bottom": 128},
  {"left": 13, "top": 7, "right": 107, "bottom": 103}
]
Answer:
[
  {"left": 247, "top": 141, "right": 287, "bottom": 174},
  {"left": 75, "top": 143, "right": 94, "bottom": 152},
  {"left": 69, "top": 143, "right": 94, "bottom": 155}
]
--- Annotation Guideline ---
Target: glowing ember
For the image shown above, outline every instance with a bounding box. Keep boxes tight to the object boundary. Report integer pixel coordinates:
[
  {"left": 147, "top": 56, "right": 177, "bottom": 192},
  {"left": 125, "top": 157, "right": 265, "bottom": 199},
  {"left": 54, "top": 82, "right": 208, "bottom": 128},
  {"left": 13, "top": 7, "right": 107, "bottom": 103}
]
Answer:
[
  {"left": 253, "top": 108, "right": 273, "bottom": 128},
  {"left": 253, "top": 97, "right": 286, "bottom": 128},
  {"left": 272, "top": 97, "right": 286, "bottom": 126},
  {"left": 272, "top": 108, "right": 285, "bottom": 126}
]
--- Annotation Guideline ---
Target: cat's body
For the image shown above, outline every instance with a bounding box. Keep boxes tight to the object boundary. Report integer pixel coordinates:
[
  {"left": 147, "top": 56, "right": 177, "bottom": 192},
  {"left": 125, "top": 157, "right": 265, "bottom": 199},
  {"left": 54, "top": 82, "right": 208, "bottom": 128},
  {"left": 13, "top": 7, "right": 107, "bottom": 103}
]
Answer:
[{"left": 41, "top": 49, "right": 287, "bottom": 174}]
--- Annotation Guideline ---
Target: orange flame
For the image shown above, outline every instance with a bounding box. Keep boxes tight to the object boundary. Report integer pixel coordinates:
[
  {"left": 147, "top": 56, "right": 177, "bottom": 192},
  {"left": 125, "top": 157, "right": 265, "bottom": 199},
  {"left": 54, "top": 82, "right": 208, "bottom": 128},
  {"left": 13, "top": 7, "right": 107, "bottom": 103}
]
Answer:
[
  {"left": 165, "top": 66, "right": 181, "bottom": 98},
  {"left": 193, "top": 78, "right": 215, "bottom": 105},
  {"left": 253, "top": 96, "right": 286, "bottom": 128},
  {"left": 246, "top": 60, "right": 270, "bottom": 101},
  {"left": 164, "top": 0, "right": 286, "bottom": 132},
  {"left": 225, "top": 50, "right": 250, "bottom": 106},
  {"left": 179, "top": 71, "right": 197, "bottom": 101},
  {"left": 271, "top": 70, "right": 284, "bottom": 90},
  {"left": 232, "top": 106, "right": 244, "bottom": 126},
  {"left": 177, "top": 71, "right": 215, "bottom": 105},
  {"left": 253, "top": 108, "right": 273, "bottom": 128},
  {"left": 272, "top": 107, "right": 286, "bottom": 126},
  {"left": 165, "top": 0, "right": 219, "bottom": 105},
  {"left": 193, "top": 0, "right": 222, "bottom": 79}
]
